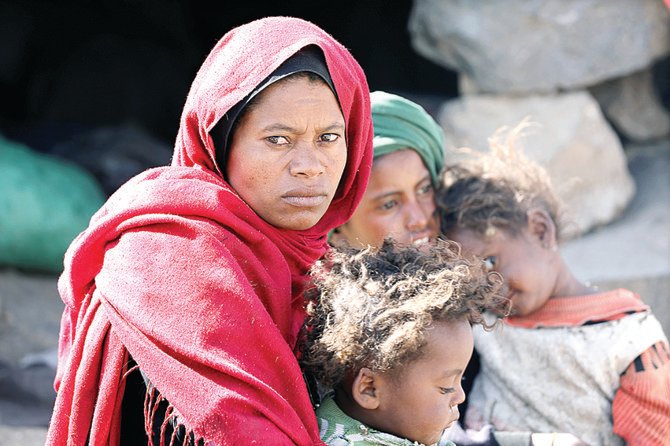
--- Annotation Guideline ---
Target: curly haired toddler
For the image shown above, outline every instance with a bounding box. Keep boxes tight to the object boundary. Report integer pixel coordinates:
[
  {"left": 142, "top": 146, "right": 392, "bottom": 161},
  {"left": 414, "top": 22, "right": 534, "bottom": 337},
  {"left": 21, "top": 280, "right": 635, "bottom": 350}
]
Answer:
[{"left": 300, "top": 239, "right": 507, "bottom": 446}]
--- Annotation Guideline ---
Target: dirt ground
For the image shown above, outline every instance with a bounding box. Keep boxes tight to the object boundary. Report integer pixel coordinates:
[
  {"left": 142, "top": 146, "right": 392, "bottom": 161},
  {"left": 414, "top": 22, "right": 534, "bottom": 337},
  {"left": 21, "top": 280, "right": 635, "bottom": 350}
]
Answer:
[{"left": 0, "top": 270, "right": 61, "bottom": 445}]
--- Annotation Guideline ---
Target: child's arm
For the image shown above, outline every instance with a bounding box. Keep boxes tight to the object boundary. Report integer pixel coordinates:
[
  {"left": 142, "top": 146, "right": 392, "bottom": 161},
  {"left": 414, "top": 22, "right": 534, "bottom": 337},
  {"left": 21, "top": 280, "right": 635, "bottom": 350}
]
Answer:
[{"left": 612, "top": 341, "right": 670, "bottom": 445}]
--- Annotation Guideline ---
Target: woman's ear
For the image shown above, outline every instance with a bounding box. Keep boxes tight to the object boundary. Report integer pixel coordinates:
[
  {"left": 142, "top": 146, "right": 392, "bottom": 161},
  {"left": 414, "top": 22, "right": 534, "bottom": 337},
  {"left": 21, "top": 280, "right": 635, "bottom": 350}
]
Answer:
[
  {"left": 526, "top": 208, "right": 557, "bottom": 250},
  {"left": 351, "top": 368, "right": 381, "bottom": 410}
]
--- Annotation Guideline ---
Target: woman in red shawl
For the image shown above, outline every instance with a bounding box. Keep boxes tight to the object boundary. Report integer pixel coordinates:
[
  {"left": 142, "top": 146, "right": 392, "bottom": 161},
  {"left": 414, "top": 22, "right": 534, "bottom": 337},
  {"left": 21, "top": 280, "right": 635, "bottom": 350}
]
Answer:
[{"left": 47, "top": 16, "right": 373, "bottom": 446}]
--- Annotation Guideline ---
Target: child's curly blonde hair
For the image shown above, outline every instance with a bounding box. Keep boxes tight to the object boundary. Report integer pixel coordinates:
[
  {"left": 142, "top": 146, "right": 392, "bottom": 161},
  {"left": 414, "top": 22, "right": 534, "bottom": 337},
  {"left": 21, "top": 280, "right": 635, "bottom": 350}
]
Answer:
[
  {"left": 300, "top": 239, "right": 508, "bottom": 389},
  {"left": 438, "top": 121, "right": 565, "bottom": 240}
]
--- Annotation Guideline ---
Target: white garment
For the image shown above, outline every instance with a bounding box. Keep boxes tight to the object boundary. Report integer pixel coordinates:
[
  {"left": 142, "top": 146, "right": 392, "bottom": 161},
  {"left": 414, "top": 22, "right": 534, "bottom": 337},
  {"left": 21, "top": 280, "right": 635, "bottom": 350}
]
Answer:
[{"left": 465, "top": 311, "right": 667, "bottom": 446}]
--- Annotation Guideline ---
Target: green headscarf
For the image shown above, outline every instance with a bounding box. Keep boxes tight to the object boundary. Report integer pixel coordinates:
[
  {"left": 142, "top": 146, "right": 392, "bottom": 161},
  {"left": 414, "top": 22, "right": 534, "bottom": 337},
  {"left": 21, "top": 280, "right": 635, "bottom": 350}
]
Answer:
[{"left": 370, "top": 90, "right": 445, "bottom": 183}]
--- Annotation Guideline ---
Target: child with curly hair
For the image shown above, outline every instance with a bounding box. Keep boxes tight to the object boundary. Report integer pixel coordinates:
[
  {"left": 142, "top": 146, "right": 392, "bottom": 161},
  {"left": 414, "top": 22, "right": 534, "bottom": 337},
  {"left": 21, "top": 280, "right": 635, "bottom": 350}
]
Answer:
[
  {"left": 300, "top": 239, "right": 508, "bottom": 446},
  {"left": 437, "top": 124, "right": 670, "bottom": 446}
]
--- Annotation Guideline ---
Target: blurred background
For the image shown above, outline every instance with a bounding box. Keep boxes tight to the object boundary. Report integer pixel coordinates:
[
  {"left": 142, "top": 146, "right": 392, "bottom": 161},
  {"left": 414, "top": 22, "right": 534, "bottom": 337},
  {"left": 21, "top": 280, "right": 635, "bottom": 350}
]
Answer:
[{"left": 0, "top": 1, "right": 668, "bottom": 443}]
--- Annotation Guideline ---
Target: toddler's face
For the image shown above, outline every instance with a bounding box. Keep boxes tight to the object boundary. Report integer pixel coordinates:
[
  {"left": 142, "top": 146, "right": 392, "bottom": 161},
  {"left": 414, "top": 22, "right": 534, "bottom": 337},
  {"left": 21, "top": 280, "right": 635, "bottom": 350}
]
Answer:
[
  {"left": 374, "top": 319, "right": 472, "bottom": 446},
  {"left": 447, "top": 226, "right": 557, "bottom": 317}
]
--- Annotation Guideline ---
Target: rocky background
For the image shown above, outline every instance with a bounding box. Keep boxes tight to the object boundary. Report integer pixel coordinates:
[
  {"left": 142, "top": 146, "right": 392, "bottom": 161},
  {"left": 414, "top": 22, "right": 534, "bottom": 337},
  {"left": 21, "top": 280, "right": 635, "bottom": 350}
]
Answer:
[{"left": 0, "top": 1, "right": 668, "bottom": 444}]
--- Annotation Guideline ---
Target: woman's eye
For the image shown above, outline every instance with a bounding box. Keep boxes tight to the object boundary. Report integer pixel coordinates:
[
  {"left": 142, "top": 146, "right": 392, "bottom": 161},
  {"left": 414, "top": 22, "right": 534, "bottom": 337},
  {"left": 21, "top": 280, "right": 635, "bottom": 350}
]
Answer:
[
  {"left": 266, "top": 135, "right": 290, "bottom": 145},
  {"left": 380, "top": 200, "right": 398, "bottom": 211},
  {"left": 483, "top": 256, "right": 497, "bottom": 271},
  {"left": 417, "top": 183, "right": 434, "bottom": 196},
  {"left": 319, "top": 133, "right": 339, "bottom": 143},
  {"left": 440, "top": 387, "right": 455, "bottom": 395}
]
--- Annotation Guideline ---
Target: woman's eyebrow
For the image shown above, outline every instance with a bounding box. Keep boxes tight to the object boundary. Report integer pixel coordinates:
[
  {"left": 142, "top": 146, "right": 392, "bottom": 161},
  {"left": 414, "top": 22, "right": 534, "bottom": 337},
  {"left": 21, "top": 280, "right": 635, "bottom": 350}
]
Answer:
[
  {"left": 322, "top": 122, "right": 346, "bottom": 132},
  {"left": 261, "top": 123, "right": 299, "bottom": 133},
  {"left": 261, "top": 122, "right": 345, "bottom": 133},
  {"left": 371, "top": 190, "right": 401, "bottom": 201}
]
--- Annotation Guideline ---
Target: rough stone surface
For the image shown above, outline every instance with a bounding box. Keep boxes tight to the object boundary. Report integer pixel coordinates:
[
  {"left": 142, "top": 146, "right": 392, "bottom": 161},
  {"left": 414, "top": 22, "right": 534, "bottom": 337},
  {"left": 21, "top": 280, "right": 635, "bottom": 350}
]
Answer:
[
  {"left": 590, "top": 67, "right": 670, "bottom": 143},
  {"left": 0, "top": 271, "right": 62, "bottom": 366},
  {"left": 0, "top": 426, "right": 47, "bottom": 445},
  {"left": 0, "top": 269, "right": 61, "bottom": 443},
  {"left": 562, "top": 140, "right": 670, "bottom": 333},
  {"left": 409, "top": 0, "right": 670, "bottom": 93},
  {"left": 439, "top": 90, "right": 635, "bottom": 236}
]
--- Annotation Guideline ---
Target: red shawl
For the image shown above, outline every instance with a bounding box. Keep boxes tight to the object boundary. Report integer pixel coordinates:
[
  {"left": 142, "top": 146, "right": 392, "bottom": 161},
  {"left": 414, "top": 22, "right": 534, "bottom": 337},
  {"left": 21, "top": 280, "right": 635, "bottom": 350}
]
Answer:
[{"left": 47, "top": 16, "right": 373, "bottom": 446}]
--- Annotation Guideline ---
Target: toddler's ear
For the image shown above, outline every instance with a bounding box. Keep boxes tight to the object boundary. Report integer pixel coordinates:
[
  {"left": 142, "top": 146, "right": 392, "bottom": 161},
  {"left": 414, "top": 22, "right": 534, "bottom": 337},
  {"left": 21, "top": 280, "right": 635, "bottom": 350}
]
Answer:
[
  {"left": 526, "top": 208, "right": 557, "bottom": 249},
  {"left": 351, "top": 368, "right": 381, "bottom": 410}
]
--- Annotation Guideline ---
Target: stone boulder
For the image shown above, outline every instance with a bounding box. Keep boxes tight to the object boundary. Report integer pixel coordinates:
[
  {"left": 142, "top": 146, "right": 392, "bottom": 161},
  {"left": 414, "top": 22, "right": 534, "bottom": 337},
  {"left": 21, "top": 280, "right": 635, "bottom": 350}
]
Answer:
[
  {"left": 439, "top": 90, "right": 635, "bottom": 237},
  {"left": 562, "top": 140, "right": 670, "bottom": 333},
  {"left": 589, "top": 67, "right": 670, "bottom": 143},
  {"left": 409, "top": 0, "right": 670, "bottom": 94},
  {"left": 0, "top": 269, "right": 62, "bottom": 432}
]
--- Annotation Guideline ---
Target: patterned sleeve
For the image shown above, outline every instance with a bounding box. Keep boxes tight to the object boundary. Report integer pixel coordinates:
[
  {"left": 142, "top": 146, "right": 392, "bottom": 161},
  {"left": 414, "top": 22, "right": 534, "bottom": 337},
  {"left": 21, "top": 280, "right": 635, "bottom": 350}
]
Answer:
[{"left": 612, "top": 341, "right": 670, "bottom": 445}]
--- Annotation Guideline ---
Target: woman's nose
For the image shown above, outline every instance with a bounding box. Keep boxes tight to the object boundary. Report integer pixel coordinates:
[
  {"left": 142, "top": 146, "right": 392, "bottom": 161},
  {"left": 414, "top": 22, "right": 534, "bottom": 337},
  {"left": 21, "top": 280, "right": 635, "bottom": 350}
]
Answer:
[
  {"left": 406, "top": 200, "right": 431, "bottom": 231},
  {"left": 289, "top": 142, "right": 324, "bottom": 178}
]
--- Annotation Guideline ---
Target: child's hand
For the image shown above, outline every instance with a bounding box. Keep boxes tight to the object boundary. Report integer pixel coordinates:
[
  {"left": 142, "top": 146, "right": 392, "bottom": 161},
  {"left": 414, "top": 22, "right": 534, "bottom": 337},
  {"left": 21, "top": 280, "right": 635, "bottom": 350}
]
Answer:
[{"left": 531, "top": 433, "right": 588, "bottom": 446}]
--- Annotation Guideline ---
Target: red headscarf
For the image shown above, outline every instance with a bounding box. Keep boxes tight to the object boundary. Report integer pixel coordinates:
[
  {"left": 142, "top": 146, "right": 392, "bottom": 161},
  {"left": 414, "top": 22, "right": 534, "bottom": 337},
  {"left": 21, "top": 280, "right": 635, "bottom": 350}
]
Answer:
[{"left": 47, "top": 16, "right": 373, "bottom": 446}]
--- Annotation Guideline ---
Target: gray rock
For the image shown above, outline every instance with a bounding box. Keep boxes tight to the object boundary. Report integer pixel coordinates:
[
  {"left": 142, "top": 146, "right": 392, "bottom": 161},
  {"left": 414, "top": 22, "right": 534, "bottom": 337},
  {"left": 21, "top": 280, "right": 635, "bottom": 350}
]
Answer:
[
  {"left": 562, "top": 140, "right": 670, "bottom": 333},
  {"left": 590, "top": 67, "right": 670, "bottom": 142},
  {"left": 0, "top": 270, "right": 62, "bottom": 366},
  {"left": 439, "top": 90, "right": 635, "bottom": 236},
  {"left": 409, "top": 0, "right": 670, "bottom": 94},
  {"left": 0, "top": 269, "right": 61, "bottom": 434},
  {"left": 0, "top": 426, "right": 46, "bottom": 445}
]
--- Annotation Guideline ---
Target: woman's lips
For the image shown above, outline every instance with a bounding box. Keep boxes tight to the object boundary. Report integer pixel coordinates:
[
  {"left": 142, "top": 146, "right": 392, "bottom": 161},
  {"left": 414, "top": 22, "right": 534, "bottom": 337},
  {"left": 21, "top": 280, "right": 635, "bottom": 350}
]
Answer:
[{"left": 282, "top": 190, "right": 328, "bottom": 207}]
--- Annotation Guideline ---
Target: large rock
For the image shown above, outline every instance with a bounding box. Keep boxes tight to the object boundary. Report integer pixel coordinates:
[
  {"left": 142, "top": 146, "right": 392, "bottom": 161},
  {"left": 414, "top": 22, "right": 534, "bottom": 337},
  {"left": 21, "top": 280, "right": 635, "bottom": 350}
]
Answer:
[
  {"left": 439, "top": 90, "right": 635, "bottom": 236},
  {"left": 0, "top": 270, "right": 62, "bottom": 367},
  {"left": 0, "top": 269, "right": 61, "bottom": 433},
  {"left": 409, "top": 0, "right": 670, "bottom": 94},
  {"left": 590, "top": 67, "right": 670, "bottom": 142},
  {"left": 562, "top": 140, "right": 670, "bottom": 334}
]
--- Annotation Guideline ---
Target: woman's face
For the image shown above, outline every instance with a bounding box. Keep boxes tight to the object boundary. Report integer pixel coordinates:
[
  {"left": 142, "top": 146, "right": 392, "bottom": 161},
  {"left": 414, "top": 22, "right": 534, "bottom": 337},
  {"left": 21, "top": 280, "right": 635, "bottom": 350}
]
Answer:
[
  {"left": 334, "top": 149, "right": 438, "bottom": 248},
  {"left": 226, "top": 76, "right": 347, "bottom": 230}
]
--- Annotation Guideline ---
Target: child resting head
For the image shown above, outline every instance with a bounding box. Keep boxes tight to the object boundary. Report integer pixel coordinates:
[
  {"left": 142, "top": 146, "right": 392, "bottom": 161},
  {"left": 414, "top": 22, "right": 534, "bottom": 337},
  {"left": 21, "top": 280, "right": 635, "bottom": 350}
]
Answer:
[
  {"left": 301, "top": 239, "right": 508, "bottom": 446},
  {"left": 436, "top": 123, "right": 670, "bottom": 445},
  {"left": 437, "top": 122, "right": 594, "bottom": 317}
]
